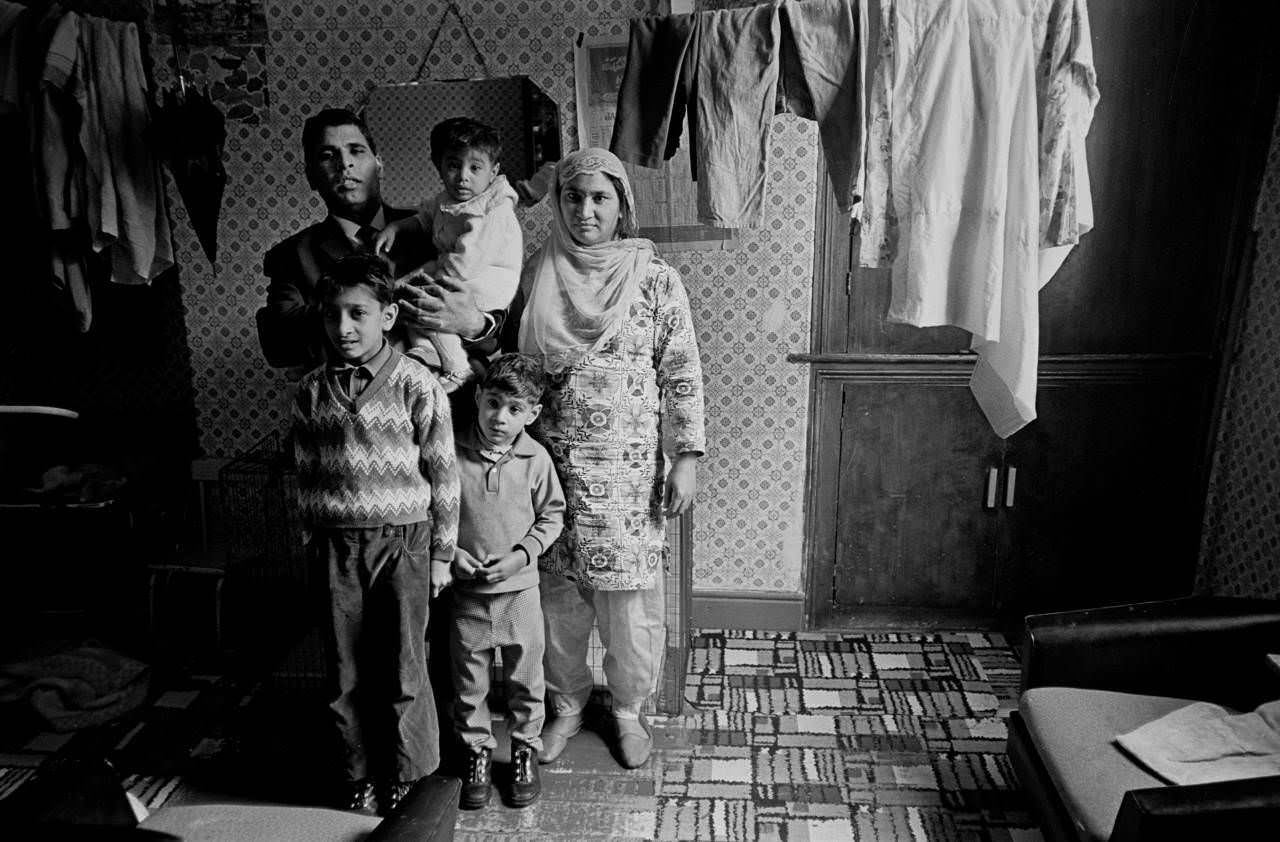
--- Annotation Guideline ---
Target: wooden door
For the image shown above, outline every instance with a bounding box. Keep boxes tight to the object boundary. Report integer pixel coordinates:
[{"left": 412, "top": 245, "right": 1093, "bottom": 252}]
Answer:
[
  {"left": 996, "top": 363, "right": 1210, "bottom": 619},
  {"left": 811, "top": 366, "right": 1004, "bottom": 614}
]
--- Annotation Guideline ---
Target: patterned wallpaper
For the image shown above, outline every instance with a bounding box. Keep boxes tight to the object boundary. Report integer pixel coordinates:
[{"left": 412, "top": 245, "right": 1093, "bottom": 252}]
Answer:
[
  {"left": 153, "top": 0, "right": 815, "bottom": 594},
  {"left": 1197, "top": 102, "right": 1280, "bottom": 599}
]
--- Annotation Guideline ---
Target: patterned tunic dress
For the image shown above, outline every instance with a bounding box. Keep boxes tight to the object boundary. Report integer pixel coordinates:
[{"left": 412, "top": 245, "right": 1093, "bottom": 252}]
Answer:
[{"left": 534, "top": 258, "right": 706, "bottom": 590}]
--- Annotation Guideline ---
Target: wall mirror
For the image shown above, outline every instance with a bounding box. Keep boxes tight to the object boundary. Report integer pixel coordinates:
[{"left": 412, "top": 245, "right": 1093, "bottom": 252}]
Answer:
[{"left": 363, "top": 78, "right": 562, "bottom": 208}]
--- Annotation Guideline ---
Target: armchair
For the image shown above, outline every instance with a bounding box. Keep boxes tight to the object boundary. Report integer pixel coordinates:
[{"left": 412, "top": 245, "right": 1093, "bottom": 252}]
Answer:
[{"left": 1006, "top": 596, "right": 1280, "bottom": 842}]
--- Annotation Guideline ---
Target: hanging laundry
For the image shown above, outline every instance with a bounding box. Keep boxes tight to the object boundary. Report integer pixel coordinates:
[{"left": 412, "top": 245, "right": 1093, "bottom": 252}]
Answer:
[
  {"left": 0, "top": 1, "right": 25, "bottom": 115},
  {"left": 858, "top": 0, "right": 1098, "bottom": 437},
  {"left": 609, "top": 12, "right": 700, "bottom": 172},
  {"left": 777, "top": 0, "right": 867, "bottom": 214},
  {"left": 610, "top": 0, "right": 868, "bottom": 228},
  {"left": 40, "top": 10, "right": 92, "bottom": 331},
  {"left": 150, "top": 83, "right": 227, "bottom": 267},
  {"left": 41, "top": 11, "right": 175, "bottom": 331},
  {"left": 694, "top": 2, "right": 780, "bottom": 227}
]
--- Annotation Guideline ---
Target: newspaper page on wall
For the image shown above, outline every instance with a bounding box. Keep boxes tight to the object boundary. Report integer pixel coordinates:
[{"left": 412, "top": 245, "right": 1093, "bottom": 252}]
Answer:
[{"left": 573, "top": 33, "right": 737, "bottom": 251}]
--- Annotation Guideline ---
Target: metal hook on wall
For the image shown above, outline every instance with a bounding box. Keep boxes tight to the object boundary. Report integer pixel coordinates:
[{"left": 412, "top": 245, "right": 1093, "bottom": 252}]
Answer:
[{"left": 354, "top": 0, "right": 492, "bottom": 115}]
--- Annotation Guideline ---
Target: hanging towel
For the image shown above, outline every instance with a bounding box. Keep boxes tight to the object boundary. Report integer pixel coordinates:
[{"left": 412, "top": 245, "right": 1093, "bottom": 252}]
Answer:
[{"left": 858, "top": 0, "right": 1098, "bottom": 438}]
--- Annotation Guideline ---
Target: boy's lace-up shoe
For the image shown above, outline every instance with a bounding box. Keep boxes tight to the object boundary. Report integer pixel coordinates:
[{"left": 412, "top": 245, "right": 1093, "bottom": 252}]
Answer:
[
  {"left": 507, "top": 740, "right": 541, "bottom": 808},
  {"left": 377, "top": 778, "right": 418, "bottom": 817},
  {"left": 538, "top": 711, "right": 583, "bottom": 764},
  {"left": 336, "top": 778, "right": 376, "bottom": 814},
  {"left": 615, "top": 714, "right": 652, "bottom": 769},
  {"left": 460, "top": 747, "right": 493, "bottom": 810}
]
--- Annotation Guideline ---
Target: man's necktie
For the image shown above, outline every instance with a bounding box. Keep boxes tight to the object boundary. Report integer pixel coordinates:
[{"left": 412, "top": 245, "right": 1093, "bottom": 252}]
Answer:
[{"left": 356, "top": 225, "right": 379, "bottom": 253}]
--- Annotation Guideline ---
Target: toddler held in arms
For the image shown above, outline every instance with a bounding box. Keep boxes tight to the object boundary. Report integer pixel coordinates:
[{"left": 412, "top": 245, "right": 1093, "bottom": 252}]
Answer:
[{"left": 376, "top": 117, "right": 522, "bottom": 392}]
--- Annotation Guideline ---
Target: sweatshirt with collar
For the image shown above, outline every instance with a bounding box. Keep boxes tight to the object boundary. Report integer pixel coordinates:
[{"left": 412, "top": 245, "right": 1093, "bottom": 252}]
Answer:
[
  {"left": 292, "top": 347, "right": 459, "bottom": 562},
  {"left": 454, "top": 425, "right": 565, "bottom": 594}
]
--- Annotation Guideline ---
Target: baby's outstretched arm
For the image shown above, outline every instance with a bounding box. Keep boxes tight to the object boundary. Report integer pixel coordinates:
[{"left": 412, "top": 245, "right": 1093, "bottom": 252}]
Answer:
[{"left": 374, "top": 215, "right": 425, "bottom": 256}]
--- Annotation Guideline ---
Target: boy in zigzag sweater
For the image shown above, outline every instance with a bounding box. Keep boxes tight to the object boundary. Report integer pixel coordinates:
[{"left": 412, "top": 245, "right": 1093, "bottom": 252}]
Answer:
[{"left": 290, "top": 253, "right": 460, "bottom": 818}]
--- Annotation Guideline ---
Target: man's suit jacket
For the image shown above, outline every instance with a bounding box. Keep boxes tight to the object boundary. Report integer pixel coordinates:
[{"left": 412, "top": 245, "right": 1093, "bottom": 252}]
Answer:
[{"left": 255, "top": 206, "right": 435, "bottom": 369}]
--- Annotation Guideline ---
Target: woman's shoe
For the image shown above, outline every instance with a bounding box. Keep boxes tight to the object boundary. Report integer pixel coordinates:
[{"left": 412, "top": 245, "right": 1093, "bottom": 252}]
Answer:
[
  {"left": 615, "top": 715, "right": 652, "bottom": 768},
  {"left": 538, "top": 712, "right": 583, "bottom": 764}
]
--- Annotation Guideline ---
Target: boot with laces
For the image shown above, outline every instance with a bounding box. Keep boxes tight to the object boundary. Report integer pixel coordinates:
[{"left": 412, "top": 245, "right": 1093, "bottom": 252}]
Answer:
[
  {"left": 459, "top": 747, "right": 492, "bottom": 810},
  {"left": 507, "top": 740, "right": 541, "bottom": 807}
]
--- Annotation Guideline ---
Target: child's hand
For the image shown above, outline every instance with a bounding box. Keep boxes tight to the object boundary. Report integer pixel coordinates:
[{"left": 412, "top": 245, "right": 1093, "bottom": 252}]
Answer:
[
  {"left": 430, "top": 559, "right": 453, "bottom": 598},
  {"left": 452, "top": 550, "right": 483, "bottom": 580},
  {"left": 477, "top": 550, "right": 529, "bottom": 585}
]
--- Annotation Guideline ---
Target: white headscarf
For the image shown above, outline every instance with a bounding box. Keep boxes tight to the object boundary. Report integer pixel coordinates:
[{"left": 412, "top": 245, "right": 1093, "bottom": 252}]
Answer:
[{"left": 517, "top": 149, "right": 655, "bottom": 373}]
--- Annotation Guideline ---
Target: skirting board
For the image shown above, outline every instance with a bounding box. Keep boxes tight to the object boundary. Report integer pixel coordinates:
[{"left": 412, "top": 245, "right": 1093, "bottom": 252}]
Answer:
[{"left": 691, "top": 590, "right": 804, "bottom": 631}]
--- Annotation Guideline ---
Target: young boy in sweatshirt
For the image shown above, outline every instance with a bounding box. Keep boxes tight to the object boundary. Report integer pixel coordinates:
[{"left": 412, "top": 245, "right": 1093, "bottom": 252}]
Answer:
[
  {"left": 450, "top": 353, "right": 564, "bottom": 809},
  {"left": 291, "top": 253, "right": 459, "bottom": 816}
]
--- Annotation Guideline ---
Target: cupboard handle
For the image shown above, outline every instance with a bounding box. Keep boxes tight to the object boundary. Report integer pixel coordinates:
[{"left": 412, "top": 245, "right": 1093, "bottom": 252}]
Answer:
[
  {"left": 985, "top": 467, "right": 999, "bottom": 509},
  {"left": 1005, "top": 466, "right": 1017, "bottom": 508}
]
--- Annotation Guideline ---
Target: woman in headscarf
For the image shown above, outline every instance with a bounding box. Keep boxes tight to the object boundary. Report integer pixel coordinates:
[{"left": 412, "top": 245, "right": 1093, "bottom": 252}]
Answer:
[{"left": 514, "top": 148, "right": 705, "bottom": 769}]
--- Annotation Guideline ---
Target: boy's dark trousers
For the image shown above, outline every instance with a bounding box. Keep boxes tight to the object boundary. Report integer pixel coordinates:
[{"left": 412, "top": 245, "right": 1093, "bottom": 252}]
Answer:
[{"left": 313, "top": 521, "right": 441, "bottom": 784}]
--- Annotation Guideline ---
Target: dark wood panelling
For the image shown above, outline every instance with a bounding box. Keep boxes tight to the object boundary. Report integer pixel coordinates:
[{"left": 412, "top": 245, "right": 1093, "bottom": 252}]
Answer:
[
  {"left": 833, "top": 379, "right": 1003, "bottom": 610},
  {"left": 999, "top": 373, "right": 1209, "bottom": 616},
  {"left": 1039, "top": 0, "right": 1275, "bottom": 354}
]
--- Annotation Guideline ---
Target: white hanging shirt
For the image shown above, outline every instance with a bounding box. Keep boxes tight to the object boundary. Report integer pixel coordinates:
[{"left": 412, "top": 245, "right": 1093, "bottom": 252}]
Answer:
[{"left": 859, "top": 0, "right": 1098, "bottom": 437}]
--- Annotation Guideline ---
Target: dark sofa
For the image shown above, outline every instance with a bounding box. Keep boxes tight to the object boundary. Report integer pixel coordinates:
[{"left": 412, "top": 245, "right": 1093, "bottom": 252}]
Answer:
[
  {"left": 1006, "top": 596, "right": 1280, "bottom": 842},
  {"left": 1, "top": 756, "right": 461, "bottom": 841}
]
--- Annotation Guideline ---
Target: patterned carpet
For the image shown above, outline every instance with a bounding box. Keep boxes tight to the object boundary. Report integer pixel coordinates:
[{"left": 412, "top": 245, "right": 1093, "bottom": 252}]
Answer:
[
  {"left": 453, "top": 628, "right": 1039, "bottom": 842},
  {"left": 1, "top": 629, "right": 1041, "bottom": 841}
]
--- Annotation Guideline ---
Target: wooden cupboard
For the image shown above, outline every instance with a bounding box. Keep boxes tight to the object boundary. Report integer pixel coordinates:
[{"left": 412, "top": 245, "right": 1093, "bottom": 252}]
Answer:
[{"left": 800, "top": 0, "right": 1279, "bottom": 628}]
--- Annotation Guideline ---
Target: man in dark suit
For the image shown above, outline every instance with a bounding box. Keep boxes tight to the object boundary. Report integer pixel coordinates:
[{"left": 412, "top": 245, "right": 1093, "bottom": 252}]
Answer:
[
  {"left": 256, "top": 107, "right": 498, "bottom": 376},
  {"left": 255, "top": 107, "right": 495, "bottom": 785}
]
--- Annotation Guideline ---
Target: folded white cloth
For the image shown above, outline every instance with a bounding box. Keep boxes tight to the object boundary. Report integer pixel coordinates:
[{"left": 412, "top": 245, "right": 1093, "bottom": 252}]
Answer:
[{"left": 1114, "top": 698, "right": 1280, "bottom": 785}]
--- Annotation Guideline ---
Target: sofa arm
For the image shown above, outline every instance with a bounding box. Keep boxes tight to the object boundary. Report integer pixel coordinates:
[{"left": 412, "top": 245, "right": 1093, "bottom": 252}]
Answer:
[
  {"left": 1110, "top": 775, "right": 1280, "bottom": 842},
  {"left": 367, "top": 774, "right": 460, "bottom": 842},
  {"left": 1020, "top": 596, "right": 1280, "bottom": 710}
]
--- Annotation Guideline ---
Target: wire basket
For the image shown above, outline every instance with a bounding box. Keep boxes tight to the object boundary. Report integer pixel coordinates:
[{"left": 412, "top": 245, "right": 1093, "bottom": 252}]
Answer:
[
  {"left": 217, "top": 431, "right": 309, "bottom": 656},
  {"left": 219, "top": 431, "right": 306, "bottom": 582}
]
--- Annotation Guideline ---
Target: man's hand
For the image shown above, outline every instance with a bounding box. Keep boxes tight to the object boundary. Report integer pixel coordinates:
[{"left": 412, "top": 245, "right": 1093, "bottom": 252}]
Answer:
[
  {"left": 476, "top": 549, "right": 528, "bottom": 585},
  {"left": 395, "top": 274, "right": 486, "bottom": 340}
]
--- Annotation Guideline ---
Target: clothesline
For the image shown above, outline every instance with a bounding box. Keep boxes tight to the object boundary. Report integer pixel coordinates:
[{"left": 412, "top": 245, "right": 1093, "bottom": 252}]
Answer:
[{"left": 609, "top": 0, "right": 1099, "bottom": 438}]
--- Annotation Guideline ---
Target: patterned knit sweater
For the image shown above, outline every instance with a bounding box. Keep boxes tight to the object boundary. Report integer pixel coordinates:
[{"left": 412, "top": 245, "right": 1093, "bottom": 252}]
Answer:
[{"left": 291, "top": 349, "right": 459, "bottom": 561}]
